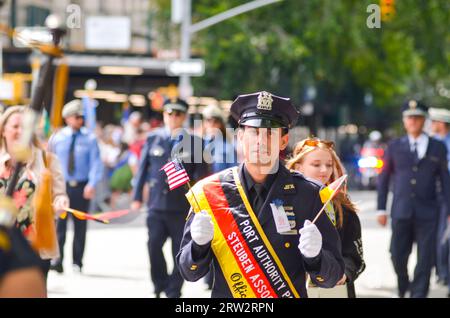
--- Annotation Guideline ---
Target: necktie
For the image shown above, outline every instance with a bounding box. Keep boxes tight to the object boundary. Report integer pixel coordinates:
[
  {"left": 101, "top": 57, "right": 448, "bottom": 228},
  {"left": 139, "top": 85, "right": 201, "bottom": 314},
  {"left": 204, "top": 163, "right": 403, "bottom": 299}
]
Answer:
[
  {"left": 68, "top": 132, "right": 77, "bottom": 175},
  {"left": 412, "top": 141, "right": 419, "bottom": 162},
  {"left": 252, "top": 183, "right": 265, "bottom": 216}
]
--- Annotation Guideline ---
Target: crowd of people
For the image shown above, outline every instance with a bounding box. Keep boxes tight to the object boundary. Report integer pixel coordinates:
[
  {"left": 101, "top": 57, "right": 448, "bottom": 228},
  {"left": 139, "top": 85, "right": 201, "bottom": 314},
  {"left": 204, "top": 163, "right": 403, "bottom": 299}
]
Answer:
[{"left": 0, "top": 91, "right": 449, "bottom": 299}]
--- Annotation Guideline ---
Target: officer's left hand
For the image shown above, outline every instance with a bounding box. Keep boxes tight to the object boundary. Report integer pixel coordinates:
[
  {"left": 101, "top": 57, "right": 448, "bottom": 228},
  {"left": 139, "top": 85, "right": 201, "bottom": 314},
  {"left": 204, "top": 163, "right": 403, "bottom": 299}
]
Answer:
[
  {"left": 53, "top": 196, "right": 70, "bottom": 217},
  {"left": 298, "top": 220, "right": 322, "bottom": 258},
  {"left": 83, "top": 185, "right": 95, "bottom": 200},
  {"left": 336, "top": 274, "right": 347, "bottom": 285},
  {"left": 191, "top": 210, "right": 214, "bottom": 246}
]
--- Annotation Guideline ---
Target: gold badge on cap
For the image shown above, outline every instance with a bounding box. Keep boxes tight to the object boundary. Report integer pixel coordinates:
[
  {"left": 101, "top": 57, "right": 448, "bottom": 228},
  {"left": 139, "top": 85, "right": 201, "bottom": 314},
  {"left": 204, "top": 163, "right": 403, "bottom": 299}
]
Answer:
[
  {"left": 409, "top": 100, "right": 417, "bottom": 109},
  {"left": 257, "top": 91, "right": 273, "bottom": 111}
]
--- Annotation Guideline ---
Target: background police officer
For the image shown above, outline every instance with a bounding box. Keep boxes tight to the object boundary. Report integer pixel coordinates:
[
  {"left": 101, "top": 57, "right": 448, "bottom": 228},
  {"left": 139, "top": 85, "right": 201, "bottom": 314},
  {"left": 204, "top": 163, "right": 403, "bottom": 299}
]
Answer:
[
  {"left": 177, "top": 91, "right": 344, "bottom": 298},
  {"left": 48, "top": 100, "right": 103, "bottom": 274},
  {"left": 429, "top": 107, "right": 450, "bottom": 295},
  {"left": 131, "top": 98, "right": 208, "bottom": 298},
  {"left": 377, "top": 100, "right": 450, "bottom": 298}
]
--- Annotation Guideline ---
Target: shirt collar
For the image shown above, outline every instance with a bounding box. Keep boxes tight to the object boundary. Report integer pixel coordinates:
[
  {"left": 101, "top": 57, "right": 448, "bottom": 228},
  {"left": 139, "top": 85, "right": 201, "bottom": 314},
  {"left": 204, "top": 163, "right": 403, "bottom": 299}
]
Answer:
[
  {"left": 407, "top": 133, "right": 428, "bottom": 145},
  {"left": 242, "top": 163, "right": 277, "bottom": 192},
  {"left": 62, "top": 126, "right": 83, "bottom": 136},
  {"left": 165, "top": 126, "right": 186, "bottom": 139}
]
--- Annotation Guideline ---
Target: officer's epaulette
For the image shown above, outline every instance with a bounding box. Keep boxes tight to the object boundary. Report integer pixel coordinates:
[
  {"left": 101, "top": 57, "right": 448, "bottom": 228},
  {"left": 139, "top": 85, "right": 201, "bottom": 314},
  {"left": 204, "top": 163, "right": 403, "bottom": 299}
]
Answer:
[{"left": 289, "top": 169, "right": 323, "bottom": 189}]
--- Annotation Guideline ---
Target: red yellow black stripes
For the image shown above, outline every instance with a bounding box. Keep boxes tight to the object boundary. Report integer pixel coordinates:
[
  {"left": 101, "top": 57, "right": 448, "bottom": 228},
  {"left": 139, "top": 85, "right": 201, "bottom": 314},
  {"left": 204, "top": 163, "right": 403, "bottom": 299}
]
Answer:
[{"left": 186, "top": 167, "right": 299, "bottom": 298}]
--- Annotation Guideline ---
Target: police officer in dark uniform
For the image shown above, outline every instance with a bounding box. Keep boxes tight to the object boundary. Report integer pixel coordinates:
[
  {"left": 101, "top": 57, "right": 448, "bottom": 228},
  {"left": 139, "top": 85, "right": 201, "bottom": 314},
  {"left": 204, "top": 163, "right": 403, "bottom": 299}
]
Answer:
[
  {"left": 176, "top": 91, "right": 344, "bottom": 298},
  {"left": 131, "top": 98, "right": 208, "bottom": 298},
  {"left": 377, "top": 100, "right": 450, "bottom": 298}
]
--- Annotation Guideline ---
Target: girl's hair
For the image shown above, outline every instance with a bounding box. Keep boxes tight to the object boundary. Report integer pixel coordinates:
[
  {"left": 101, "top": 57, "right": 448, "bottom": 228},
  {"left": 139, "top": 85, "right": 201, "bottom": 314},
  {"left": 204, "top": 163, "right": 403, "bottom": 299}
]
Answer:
[
  {"left": 286, "top": 138, "right": 358, "bottom": 228},
  {"left": 0, "top": 105, "right": 41, "bottom": 150}
]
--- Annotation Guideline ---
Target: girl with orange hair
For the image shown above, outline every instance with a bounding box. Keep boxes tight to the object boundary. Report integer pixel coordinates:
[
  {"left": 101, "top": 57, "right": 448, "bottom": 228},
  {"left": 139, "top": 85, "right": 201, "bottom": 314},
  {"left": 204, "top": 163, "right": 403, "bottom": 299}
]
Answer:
[{"left": 287, "top": 138, "right": 365, "bottom": 298}]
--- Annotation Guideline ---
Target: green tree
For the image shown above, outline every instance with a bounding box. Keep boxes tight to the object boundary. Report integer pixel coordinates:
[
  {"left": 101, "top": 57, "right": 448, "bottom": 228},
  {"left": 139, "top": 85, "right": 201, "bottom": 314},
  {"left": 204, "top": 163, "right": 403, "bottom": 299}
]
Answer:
[{"left": 153, "top": 0, "right": 450, "bottom": 127}]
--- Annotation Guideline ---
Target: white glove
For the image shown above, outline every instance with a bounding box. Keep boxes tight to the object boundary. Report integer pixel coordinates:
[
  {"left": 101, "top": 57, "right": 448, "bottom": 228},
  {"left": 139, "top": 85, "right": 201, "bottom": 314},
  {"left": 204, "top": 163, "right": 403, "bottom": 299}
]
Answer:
[
  {"left": 191, "top": 210, "right": 214, "bottom": 246},
  {"left": 298, "top": 220, "right": 322, "bottom": 258}
]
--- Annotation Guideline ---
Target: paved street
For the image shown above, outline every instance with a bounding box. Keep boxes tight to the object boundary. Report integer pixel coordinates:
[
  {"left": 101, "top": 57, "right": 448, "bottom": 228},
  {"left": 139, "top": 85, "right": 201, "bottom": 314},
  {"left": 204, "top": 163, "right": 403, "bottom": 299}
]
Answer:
[{"left": 47, "top": 191, "right": 449, "bottom": 298}]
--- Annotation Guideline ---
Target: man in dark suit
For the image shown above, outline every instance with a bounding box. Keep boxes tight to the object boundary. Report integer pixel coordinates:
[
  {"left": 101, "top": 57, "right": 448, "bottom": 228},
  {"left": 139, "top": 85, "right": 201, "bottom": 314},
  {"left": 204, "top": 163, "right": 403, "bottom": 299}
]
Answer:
[
  {"left": 177, "top": 91, "right": 344, "bottom": 298},
  {"left": 377, "top": 99, "right": 450, "bottom": 298},
  {"left": 131, "top": 98, "right": 208, "bottom": 298}
]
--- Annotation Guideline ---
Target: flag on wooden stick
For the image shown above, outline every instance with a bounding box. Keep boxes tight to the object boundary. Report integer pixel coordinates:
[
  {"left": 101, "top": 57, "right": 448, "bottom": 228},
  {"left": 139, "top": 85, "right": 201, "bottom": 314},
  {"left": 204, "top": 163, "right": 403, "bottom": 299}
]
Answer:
[{"left": 312, "top": 175, "right": 348, "bottom": 224}]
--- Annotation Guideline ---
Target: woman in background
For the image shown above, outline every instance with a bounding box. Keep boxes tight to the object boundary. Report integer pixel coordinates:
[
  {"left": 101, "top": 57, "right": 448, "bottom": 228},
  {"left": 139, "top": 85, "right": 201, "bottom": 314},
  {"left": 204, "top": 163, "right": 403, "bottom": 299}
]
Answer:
[{"left": 0, "top": 106, "right": 69, "bottom": 283}]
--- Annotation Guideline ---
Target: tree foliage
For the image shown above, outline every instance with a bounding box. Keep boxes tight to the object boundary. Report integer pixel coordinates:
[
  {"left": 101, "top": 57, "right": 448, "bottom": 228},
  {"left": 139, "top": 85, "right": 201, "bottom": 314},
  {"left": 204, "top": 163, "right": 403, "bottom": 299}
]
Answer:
[{"left": 153, "top": 0, "right": 449, "bottom": 126}]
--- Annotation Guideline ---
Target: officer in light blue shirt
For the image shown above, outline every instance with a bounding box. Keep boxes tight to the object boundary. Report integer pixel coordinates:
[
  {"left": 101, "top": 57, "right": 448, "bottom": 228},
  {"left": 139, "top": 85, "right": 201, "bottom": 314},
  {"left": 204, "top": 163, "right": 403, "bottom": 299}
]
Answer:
[
  {"left": 48, "top": 99, "right": 103, "bottom": 274},
  {"left": 429, "top": 107, "right": 450, "bottom": 296}
]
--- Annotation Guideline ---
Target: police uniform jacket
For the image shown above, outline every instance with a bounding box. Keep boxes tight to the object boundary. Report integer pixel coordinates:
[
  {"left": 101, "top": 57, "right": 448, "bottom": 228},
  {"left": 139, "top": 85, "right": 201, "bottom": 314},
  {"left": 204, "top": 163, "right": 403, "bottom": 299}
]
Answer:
[
  {"left": 176, "top": 163, "right": 345, "bottom": 298},
  {"left": 377, "top": 135, "right": 450, "bottom": 219},
  {"left": 132, "top": 127, "right": 209, "bottom": 213}
]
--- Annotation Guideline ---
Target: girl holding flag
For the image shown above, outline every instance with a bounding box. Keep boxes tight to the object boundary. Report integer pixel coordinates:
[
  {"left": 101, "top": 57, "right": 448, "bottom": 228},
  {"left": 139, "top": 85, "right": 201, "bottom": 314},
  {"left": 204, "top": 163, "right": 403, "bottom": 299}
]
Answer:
[{"left": 286, "top": 138, "right": 365, "bottom": 298}]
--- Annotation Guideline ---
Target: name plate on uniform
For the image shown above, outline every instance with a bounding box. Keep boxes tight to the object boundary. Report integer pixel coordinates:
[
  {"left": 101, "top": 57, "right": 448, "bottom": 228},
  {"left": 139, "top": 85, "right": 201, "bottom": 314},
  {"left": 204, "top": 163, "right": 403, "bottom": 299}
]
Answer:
[{"left": 270, "top": 200, "right": 291, "bottom": 233}]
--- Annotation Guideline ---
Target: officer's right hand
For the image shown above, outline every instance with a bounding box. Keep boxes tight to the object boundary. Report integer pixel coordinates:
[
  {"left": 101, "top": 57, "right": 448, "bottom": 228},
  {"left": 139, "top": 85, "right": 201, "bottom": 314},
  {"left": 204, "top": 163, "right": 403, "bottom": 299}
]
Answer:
[
  {"left": 377, "top": 214, "right": 388, "bottom": 227},
  {"left": 191, "top": 210, "right": 214, "bottom": 246},
  {"left": 298, "top": 220, "right": 322, "bottom": 258},
  {"left": 131, "top": 201, "right": 142, "bottom": 211}
]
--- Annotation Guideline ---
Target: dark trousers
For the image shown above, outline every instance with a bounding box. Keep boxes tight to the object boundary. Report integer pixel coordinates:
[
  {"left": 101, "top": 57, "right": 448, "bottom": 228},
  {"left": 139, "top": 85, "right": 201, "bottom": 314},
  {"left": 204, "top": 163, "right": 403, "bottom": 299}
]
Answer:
[
  {"left": 147, "top": 210, "right": 186, "bottom": 298},
  {"left": 55, "top": 182, "right": 90, "bottom": 268},
  {"left": 390, "top": 218, "right": 438, "bottom": 298},
  {"left": 436, "top": 202, "right": 449, "bottom": 283}
]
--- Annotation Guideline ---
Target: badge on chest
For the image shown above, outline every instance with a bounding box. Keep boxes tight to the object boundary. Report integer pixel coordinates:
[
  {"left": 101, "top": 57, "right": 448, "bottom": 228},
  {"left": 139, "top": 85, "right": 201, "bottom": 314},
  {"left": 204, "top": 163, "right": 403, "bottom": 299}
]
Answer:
[
  {"left": 270, "top": 199, "right": 297, "bottom": 235},
  {"left": 150, "top": 145, "right": 165, "bottom": 157}
]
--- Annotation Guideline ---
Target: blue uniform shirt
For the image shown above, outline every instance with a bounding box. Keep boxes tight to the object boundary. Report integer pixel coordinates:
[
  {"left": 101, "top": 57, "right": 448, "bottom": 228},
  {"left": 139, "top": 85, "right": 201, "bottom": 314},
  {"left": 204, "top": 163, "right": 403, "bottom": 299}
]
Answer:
[{"left": 48, "top": 126, "right": 103, "bottom": 187}]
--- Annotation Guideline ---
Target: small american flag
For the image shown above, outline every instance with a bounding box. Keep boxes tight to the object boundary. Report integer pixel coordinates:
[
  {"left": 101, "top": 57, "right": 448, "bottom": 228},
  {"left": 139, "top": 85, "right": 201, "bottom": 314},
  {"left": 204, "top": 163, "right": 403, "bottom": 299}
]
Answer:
[{"left": 160, "top": 159, "right": 190, "bottom": 190}]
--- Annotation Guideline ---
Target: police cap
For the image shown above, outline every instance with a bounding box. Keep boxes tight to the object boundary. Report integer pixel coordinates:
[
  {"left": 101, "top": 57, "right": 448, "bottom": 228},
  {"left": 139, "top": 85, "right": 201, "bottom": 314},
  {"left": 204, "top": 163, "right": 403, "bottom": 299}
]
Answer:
[
  {"left": 401, "top": 99, "right": 428, "bottom": 117},
  {"left": 429, "top": 107, "right": 450, "bottom": 124},
  {"left": 203, "top": 104, "right": 224, "bottom": 122},
  {"left": 163, "top": 98, "right": 189, "bottom": 114},
  {"left": 62, "top": 99, "right": 83, "bottom": 118},
  {"left": 230, "top": 91, "right": 299, "bottom": 129}
]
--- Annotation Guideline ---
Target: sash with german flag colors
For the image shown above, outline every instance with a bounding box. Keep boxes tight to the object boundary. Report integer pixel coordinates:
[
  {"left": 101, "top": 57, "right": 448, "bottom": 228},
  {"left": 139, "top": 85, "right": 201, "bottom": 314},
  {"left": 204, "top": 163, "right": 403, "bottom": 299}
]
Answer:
[{"left": 186, "top": 167, "right": 299, "bottom": 298}]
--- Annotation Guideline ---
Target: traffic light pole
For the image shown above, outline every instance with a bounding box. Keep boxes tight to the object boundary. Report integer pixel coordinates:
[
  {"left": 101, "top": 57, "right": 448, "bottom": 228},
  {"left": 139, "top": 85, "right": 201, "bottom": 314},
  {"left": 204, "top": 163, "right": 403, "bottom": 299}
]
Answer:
[{"left": 177, "top": 0, "right": 282, "bottom": 99}]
